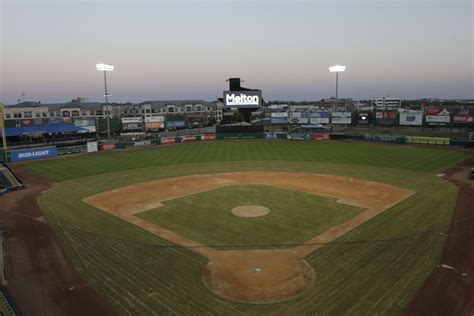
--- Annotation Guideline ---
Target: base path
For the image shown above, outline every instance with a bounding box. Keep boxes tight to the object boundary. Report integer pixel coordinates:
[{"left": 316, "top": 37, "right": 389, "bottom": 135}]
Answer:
[{"left": 85, "top": 172, "right": 413, "bottom": 303}]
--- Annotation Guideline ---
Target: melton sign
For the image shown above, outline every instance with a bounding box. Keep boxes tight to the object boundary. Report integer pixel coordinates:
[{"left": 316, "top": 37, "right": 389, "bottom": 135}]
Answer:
[
  {"left": 226, "top": 93, "right": 259, "bottom": 106},
  {"left": 224, "top": 91, "right": 262, "bottom": 108}
]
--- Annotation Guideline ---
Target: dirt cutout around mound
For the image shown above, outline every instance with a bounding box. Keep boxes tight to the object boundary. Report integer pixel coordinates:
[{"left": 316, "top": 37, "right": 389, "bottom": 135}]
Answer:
[
  {"left": 84, "top": 172, "right": 413, "bottom": 304},
  {"left": 231, "top": 205, "right": 270, "bottom": 218}
]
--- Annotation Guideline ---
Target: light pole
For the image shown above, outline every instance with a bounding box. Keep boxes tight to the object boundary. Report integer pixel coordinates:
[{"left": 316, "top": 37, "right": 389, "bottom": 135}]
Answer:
[
  {"left": 329, "top": 65, "right": 346, "bottom": 110},
  {"left": 0, "top": 103, "right": 7, "bottom": 162},
  {"left": 96, "top": 63, "right": 114, "bottom": 141}
]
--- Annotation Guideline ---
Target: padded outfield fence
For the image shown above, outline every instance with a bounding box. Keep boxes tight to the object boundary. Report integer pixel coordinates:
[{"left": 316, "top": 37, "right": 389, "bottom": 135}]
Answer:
[{"left": 0, "top": 130, "right": 473, "bottom": 164}]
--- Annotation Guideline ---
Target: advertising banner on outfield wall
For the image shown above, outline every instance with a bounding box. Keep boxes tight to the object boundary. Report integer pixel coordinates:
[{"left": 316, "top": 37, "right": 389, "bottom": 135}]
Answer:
[
  {"left": 10, "top": 146, "right": 58, "bottom": 162},
  {"left": 399, "top": 111, "right": 423, "bottom": 126},
  {"left": 265, "top": 132, "right": 278, "bottom": 139},
  {"left": 134, "top": 140, "right": 152, "bottom": 147},
  {"left": 407, "top": 136, "right": 450, "bottom": 145},
  {"left": 100, "top": 143, "right": 116, "bottom": 151},
  {"left": 425, "top": 108, "right": 450, "bottom": 125},
  {"left": 161, "top": 137, "right": 176, "bottom": 145},
  {"left": 453, "top": 109, "right": 474, "bottom": 124},
  {"left": 331, "top": 112, "right": 352, "bottom": 124},
  {"left": 87, "top": 142, "right": 98, "bottom": 153},
  {"left": 180, "top": 135, "right": 197, "bottom": 143},
  {"left": 200, "top": 134, "right": 216, "bottom": 141},
  {"left": 364, "top": 135, "right": 407, "bottom": 143},
  {"left": 311, "top": 134, "right": 330, "bottom": 141}
]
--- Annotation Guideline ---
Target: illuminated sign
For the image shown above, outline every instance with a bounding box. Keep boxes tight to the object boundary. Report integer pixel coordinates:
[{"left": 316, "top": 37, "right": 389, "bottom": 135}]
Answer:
[
  {"left": 226, "top": 94, "right": 259, "bottom": 106},
  {"left": 224, "top": 90, "right": 262, "bottom": 108}
]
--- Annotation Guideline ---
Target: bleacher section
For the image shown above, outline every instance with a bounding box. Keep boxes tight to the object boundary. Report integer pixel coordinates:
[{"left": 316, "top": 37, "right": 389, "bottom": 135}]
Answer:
[{"left": 0, "top": 164, "right": 24, "bottom": 194}]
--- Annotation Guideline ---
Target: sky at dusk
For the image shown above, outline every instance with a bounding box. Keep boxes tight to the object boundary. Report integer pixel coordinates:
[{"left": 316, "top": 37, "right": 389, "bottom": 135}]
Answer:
[{"left": 1, "top": 0, "right": 473, "bottom": 104}]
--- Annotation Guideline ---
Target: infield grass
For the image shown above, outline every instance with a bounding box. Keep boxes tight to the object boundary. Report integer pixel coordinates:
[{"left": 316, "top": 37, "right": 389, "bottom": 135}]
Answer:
[
  {"left": 33, "top": 145, "right": 462, "bottom": 315},
  {"left": 137, "top": 184, "right": 365, "bottom": 249}
]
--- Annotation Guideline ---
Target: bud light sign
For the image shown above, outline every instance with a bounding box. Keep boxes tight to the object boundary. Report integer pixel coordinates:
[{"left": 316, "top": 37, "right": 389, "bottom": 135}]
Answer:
[{"left": 11, "top": 146, "right": 58, "bottom": 162}]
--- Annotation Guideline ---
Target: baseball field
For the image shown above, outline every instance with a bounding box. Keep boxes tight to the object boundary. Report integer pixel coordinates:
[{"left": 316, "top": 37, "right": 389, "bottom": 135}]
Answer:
[{"left": 18, "top": 140, "right": 470, "bottom": 314}]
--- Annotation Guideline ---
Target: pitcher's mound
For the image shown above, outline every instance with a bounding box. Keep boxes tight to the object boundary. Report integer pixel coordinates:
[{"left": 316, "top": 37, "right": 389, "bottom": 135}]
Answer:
[
  {"left": 232, "top": 205, "right": 270, "bottom": 218},
  {"left": 203, "top": 250, "right": 315, "bottom": 304}
]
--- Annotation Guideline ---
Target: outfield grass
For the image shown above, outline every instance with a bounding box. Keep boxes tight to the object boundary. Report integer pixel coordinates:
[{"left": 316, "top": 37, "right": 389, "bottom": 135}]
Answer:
[
  {"left": 138, "top": 184, "right": 365, "bottom": 249},
  {"left": 34, "top": 147, "right": 461, "bottom": 315},
  {"left": 24, "top": 140, "right": 468, "bottom": 181}
]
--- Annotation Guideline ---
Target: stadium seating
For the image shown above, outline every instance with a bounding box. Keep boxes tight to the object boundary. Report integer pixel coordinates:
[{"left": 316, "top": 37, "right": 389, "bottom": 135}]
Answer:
[{"left": 0, "top": 165, "right": 23, "bottom": 193}]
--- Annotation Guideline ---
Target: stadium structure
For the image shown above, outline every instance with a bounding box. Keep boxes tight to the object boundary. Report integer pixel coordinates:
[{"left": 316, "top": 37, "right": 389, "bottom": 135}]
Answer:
[{"left": 0, "top": 83, "right": 473, "bottom": 315}]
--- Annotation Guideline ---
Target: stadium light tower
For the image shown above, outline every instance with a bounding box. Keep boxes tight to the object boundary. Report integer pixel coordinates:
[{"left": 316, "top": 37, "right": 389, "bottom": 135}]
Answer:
[
  {"left": 0, "top": 103, "right": 7, "bottom": 162},
  {"left": 96, "top": 63, "right": 114, "bottom": 141},
  {"left": 329, "top": 65, "right": 346, "bottom": 109}
]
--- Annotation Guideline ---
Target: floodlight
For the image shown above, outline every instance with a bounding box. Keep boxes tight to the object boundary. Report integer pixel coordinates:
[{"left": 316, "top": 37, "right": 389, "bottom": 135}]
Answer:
[
  {"left": 96, "top": 63, "right": 114, "bottom": 72},
  {"left": 329, "top": 65, "right": 346, "bottom": 73},
  {"left": 96, "top": 63, "right": 115, "bottom": 141},
  {"left": 329, "top": 65, "right": 347, "bottom": 110}
]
